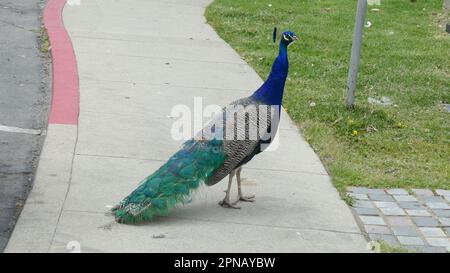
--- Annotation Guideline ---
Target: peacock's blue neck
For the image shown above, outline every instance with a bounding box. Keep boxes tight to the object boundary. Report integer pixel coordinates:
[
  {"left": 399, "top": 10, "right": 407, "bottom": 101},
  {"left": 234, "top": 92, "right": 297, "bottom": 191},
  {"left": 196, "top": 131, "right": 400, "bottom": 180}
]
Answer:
[{"left": 251, "top": 41, "right": 289, "bottom": 106}]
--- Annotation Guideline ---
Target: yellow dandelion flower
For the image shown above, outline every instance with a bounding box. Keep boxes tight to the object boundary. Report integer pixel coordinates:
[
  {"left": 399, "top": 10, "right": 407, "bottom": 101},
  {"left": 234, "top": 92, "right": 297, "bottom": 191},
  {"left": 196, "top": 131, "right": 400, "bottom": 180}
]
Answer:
[
  {"left": 396, "top": 122, "right": 406, "bottom": 128},
  {"left": 352, "top": 130, "right": 358, "bottom": 136}
]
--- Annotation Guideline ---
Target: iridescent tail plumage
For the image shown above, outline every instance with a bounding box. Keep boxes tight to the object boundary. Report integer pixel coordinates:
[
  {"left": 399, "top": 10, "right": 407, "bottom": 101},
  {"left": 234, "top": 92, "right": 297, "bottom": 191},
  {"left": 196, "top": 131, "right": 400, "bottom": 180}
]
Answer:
[{"left": 113, "top": 139, "right": 225, "bottom": 224}]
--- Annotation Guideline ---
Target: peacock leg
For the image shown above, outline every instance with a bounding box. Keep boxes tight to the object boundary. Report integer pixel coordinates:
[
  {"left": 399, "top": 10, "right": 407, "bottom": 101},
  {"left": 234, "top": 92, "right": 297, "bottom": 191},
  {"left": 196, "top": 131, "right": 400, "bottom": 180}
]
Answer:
[
  {"left": 234, "top": 167, "right": 255, "bottom": 203},
  {"left": 219, "top": 170, "right": 240, "bottom": 209}
]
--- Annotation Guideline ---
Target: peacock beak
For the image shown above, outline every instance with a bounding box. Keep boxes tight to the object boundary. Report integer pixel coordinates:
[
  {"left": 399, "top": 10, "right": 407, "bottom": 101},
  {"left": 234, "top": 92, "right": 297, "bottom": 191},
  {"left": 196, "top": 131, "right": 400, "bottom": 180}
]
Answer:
[{"left": 292, "top": 35, "right": 299, "bottom": 41}]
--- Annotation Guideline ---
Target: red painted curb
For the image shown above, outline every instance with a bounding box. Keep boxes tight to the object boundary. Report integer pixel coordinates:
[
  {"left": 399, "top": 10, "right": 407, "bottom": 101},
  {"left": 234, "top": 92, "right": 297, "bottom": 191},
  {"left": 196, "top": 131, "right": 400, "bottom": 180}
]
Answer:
[{"left": 44, "top": 0, "right": 79, "bottom": 125}]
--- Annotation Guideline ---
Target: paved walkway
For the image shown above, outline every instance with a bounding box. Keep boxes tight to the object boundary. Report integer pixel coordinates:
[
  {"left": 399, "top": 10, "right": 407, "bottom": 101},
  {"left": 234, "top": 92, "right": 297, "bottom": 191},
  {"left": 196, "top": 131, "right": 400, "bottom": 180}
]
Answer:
[
  {"left": 349, "top": 187, "right": 450, "bottom": 253},
  {"left": 6, "top": 0, "right": 367, "bottom": 252}
]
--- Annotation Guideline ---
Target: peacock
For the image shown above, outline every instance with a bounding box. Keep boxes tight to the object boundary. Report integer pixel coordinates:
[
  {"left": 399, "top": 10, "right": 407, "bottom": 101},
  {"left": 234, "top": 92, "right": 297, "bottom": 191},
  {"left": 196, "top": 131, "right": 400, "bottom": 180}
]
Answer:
[{"left": 112, "top": 30, "right": 298, "bottom": 224}]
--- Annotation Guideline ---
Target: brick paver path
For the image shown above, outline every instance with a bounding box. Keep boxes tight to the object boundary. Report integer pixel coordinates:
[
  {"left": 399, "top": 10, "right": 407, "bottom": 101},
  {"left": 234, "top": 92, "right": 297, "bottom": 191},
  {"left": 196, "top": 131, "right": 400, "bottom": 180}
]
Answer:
[{"left": 348, "top": 187, "right": 450, "bottom": 253}]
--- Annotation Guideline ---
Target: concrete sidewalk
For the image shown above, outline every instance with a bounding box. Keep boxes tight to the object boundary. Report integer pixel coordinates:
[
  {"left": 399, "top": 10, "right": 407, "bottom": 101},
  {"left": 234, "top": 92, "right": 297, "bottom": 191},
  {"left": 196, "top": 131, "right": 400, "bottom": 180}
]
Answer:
[{"left": 6, "top": 0, "right": 367, "bottom": 252}]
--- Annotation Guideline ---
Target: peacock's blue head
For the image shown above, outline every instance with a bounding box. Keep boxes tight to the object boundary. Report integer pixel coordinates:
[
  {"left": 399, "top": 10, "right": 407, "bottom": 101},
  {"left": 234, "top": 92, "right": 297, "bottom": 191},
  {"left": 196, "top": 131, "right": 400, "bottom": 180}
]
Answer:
[{"left": 280, "top": 30, "right": 298, "bottom": 46}]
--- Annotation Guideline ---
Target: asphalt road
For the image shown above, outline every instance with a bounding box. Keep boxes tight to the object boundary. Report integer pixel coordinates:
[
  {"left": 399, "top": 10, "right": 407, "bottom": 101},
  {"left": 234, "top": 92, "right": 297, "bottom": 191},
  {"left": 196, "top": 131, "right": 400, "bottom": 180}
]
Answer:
[{"left": 0, "top": 0, "right": 50, "bottom": 251}]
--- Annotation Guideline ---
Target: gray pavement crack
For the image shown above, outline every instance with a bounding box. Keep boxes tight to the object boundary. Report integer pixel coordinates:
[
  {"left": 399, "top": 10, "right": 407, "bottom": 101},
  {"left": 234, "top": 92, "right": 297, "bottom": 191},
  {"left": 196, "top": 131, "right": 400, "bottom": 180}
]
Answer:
[
  {"left": 0, "top": 20, "right": 34, "bottom": 33},
  {"left": 48, "top": 126, "right": 80, "bottom": 252},
  {"left": 62, "top": 208, "right": 363, "bottom": 237},
  {"left": 75, "top": 50, "right": 246, "bottom": 66},
  {"left": 81, "top": 76, "right": 252, "bottom": 93},
  {"left": 74, "top": 152, "right": 326, "bottom": 176}
]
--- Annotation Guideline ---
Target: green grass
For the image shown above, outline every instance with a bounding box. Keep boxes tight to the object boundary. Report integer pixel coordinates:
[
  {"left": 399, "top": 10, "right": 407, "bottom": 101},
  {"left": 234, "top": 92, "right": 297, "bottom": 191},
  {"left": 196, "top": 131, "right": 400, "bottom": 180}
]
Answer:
[
  {"left": 206, "top": 0, "right": 450, "bottom": 195},
  {"left": 378, "top": 241, "right": 414, "bottom": 253},
  {"left": 39, "top": 26, "right": 50, "bottom": 53}
]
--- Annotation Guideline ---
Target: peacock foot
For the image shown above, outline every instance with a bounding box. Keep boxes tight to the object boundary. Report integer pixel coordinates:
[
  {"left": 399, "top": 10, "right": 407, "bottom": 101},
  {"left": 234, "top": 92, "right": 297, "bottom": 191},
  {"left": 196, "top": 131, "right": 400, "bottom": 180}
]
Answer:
[
  {"left": 219, "top": 199, "right": 241, "bottom": 209},
  {"left": 239, "top": 195, "right": 255, "bottom": 202},
  {"left": 233, "top": 195, "right": 255, "bottom": 204}
]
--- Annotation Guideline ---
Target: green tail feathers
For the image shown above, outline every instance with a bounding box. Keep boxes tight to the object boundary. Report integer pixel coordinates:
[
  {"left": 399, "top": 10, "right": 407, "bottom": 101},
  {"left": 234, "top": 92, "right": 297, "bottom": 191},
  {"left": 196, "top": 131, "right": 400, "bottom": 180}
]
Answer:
[{"left": 113, "top": 139, "right": 225, "bottom": 224}]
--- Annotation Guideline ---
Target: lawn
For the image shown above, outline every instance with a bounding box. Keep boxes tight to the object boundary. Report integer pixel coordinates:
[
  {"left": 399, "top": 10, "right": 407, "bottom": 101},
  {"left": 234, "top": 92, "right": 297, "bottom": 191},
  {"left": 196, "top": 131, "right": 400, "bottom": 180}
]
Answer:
[{"left": 205, "top": 0, "right": 450, "bottom": 195}]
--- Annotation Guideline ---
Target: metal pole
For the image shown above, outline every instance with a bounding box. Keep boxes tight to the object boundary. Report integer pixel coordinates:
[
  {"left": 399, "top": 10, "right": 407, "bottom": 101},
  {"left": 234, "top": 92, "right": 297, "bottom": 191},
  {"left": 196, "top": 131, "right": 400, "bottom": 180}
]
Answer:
[
  {"left": 444, "top": 0, "right": 450, "bottom": 10},
  {"left": 346, "top": 0, "right": 367, "bottom": 108}
]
